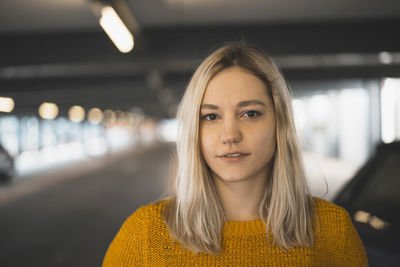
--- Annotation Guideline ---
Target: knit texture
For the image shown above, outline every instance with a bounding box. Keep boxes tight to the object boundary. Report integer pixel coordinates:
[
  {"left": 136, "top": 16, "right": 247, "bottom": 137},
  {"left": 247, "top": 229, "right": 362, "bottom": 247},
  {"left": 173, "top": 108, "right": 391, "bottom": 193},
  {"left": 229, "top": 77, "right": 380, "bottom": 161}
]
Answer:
[{"left": 103, "top": 197, "right": 368, "bottom": 266}]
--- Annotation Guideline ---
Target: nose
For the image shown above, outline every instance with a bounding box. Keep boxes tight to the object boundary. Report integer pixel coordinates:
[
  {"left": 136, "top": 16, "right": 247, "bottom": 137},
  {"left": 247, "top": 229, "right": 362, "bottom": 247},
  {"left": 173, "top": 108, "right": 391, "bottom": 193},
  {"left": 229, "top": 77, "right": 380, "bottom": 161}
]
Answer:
[{"left": 220, "top": 119, "right": 242, "bottom": 144}]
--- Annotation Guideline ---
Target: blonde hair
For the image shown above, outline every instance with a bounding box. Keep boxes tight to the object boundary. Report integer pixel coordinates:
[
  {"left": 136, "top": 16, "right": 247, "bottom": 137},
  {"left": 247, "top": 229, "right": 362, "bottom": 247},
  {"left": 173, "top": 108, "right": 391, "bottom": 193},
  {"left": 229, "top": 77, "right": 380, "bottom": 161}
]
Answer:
[{"left": 160, "top": 43, "right": 315, "bottom": 255}]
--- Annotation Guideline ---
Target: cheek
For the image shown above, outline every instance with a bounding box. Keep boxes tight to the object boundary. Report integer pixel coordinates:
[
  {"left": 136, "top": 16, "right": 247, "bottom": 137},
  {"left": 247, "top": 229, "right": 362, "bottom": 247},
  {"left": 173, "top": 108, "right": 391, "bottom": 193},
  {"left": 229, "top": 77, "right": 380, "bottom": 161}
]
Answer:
[
  {"left": 200, "top": 127, "right": 214, "bottom": 161},
  {"left": 252, "top": 128, "right": 276, "bottom": 156},
  {"left": 265, "top": 130, "right": 276, "bottom": 148}
]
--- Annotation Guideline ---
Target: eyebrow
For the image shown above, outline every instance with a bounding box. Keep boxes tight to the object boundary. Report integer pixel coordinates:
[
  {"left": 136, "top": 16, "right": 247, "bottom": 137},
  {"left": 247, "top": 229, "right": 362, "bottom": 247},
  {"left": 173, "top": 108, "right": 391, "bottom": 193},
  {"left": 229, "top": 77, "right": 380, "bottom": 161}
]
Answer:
[
  {"left": 200, "top": 100, "right": 267, "bottom": 110},
  {"left": 238, "top": 100, "right": 266, "bottom": 107}
]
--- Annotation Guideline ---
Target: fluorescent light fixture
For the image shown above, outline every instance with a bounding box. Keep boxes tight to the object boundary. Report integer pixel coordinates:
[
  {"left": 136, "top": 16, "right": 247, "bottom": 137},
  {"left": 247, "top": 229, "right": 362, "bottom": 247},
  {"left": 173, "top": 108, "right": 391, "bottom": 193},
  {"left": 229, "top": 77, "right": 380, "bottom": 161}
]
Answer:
[
  {"left": 99, "top": 6, "right": 134, "bottom": 53},
  {"left": 0, "top": 97, "right": 15, "bottom": 113}
]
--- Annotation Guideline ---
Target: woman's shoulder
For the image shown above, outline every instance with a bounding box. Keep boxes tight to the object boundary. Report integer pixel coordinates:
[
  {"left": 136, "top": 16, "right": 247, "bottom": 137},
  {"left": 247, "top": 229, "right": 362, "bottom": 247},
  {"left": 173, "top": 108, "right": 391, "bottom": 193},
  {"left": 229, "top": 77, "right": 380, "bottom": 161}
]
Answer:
[
  {"left": 311, "top": 196, "right": 353, "bottom": 232},
  {"left": 310, "top": 197, "right": 368, "bottom": 265},
  {"left": 103, "top": 199, "right": 171, "bottom": 266},
  {"left": 312, "top": 196, "right": 345, "bottom": 211},
  {"left": 124, "top": 198, "right": 169, "bottom": 227},
  {"left": 311, "top": 196, "right": 349, "bottom": 217}
]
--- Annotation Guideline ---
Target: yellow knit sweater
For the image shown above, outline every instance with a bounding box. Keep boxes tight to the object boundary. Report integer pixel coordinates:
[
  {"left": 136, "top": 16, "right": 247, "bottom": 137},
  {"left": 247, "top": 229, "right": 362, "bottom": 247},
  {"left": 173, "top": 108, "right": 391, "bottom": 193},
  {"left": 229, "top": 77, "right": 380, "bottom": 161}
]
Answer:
[{"left": 103, "top": 197, "right": 368, "bottom": 266}]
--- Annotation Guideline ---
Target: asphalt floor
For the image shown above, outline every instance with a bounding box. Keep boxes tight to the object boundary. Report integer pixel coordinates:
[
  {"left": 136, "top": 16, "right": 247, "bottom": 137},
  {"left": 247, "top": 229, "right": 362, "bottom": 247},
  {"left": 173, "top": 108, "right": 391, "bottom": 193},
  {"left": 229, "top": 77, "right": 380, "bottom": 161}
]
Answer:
[{"left": 0, "top": 142, "right": 173, "bottom": 267}]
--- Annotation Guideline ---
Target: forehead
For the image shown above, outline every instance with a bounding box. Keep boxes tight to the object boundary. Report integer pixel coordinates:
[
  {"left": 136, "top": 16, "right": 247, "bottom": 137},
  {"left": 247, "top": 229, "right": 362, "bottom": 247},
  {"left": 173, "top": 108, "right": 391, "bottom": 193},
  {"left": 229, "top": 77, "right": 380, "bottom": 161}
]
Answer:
[{"left": 202, "top": 67, "right": 270, "bottom": 104}]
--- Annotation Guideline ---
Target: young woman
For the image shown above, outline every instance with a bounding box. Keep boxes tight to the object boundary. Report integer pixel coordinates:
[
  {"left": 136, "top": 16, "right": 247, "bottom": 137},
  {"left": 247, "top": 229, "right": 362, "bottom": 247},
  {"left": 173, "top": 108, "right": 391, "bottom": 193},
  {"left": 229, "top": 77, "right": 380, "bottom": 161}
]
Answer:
[{"left": 103, "top": 44, "right": 368, "bottom": 266}]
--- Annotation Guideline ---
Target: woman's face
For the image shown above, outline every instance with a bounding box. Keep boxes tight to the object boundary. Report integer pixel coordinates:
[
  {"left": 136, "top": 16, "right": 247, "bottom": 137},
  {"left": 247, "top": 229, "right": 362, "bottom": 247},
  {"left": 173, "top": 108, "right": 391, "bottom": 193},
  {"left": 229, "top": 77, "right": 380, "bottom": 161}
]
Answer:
[{"left": 200, "top": 66, "right": 276, "bottom": 184}]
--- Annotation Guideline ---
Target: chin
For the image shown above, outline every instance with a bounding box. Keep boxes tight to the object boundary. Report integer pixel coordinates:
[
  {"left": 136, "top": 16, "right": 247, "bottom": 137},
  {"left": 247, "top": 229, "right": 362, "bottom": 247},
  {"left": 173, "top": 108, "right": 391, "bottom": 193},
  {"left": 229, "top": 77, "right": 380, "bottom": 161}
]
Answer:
[{"left": 216, "top": 173, "right": 249, "bottom": 182}]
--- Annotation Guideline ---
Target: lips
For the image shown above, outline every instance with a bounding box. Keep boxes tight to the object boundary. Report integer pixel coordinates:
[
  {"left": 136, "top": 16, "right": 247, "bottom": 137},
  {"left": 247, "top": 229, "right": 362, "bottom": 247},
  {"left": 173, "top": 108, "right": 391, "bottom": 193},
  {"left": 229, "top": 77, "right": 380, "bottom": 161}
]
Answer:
[
  {"left": 217, "top": 152, "right": 250, "bottom": 163},
  {"left": 218, "top": 151, "right": 250, "bottom": 158}
]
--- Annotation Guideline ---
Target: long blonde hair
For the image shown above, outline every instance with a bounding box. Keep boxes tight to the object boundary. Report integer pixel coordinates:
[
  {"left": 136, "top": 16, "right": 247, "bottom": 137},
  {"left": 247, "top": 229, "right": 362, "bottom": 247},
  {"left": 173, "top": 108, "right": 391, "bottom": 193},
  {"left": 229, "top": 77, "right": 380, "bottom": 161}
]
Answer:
[{"left": 160, "top": 43, "right": 315, "bottom": 255}]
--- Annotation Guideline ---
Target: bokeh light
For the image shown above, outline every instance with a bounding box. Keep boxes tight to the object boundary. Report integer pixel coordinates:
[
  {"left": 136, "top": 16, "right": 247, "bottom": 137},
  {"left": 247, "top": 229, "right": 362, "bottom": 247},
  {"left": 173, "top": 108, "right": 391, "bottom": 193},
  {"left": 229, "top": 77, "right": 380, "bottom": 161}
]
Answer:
[
  {"left": 38, "top": 102, "right": 59, "bottom": 120},
  {"left": 103, "top": 109, "right": 116, "bottom": 126},
  {"left": 0, "top": 97, "right": 15, "bottom": 113},
  {"left": 68, "top": 105, "right": 85, "bottom": 123},
  {"left": 88, "top": 108, "right": 104, "bottom": 125}
]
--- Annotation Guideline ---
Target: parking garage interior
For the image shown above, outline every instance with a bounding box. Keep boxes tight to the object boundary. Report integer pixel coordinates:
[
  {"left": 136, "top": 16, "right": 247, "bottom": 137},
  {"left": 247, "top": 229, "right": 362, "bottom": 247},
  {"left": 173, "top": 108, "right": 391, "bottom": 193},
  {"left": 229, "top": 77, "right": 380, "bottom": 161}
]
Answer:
[{"left": 0, "top": 0, "right": 400, "bottom": 266}]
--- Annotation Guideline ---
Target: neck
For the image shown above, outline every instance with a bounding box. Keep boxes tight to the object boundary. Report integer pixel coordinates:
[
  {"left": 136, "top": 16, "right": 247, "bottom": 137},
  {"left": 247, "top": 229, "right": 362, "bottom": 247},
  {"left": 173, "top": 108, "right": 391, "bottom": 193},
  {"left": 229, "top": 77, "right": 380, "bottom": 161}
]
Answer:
[{"left": 213, "top": 168, "right": 269, "bottom": 221}]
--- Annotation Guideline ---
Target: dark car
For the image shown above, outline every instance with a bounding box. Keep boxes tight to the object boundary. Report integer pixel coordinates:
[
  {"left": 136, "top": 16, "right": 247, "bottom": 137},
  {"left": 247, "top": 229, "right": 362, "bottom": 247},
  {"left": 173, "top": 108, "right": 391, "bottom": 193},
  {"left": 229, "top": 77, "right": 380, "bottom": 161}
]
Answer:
[
  {"left": 0, "top": 144, "right": 15, "bottom": 183},
  {"left": 333, "top": 141, "right": 400, "bottom": 267}
]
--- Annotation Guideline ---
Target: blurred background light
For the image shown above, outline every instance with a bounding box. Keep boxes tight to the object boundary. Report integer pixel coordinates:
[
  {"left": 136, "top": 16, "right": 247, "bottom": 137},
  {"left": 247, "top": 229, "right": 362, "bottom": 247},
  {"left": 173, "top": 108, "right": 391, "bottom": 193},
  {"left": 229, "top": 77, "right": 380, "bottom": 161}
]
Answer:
[
  {"left": 378, "top": 51, "right": 393, "bottom": 64},
  {"left": 68, "top": 105, "right": 85, "bottom": 123},
  {"left": 99, "top": 6, "right": 134, "bottom": 53},
  {"left": 0, "top": 96, "right": 15, "bottom": 113},
  {"left": 308, "top": 94, "right": 331, "bottom": 123},
  {"left": 292, "top": 99, "right": 306, "bottom": 128},
  {"left": 381, "top": 78, "right": 400, "bottom": 143},
  {"left": 115, "top": 110, "right": 124, "bottom": 123},
  {"left": 369, "top": 216, "right": 390, "bottom": 230},
  {"left": 88, "top": 107, "right": 104, "bottom": 125},
  {"left": 354, "top": 210, "right": 371, "bottom": 223},
  {"left": 38, "top": 102, "right": 59, "bottom": 120},
  {"left": 125, "top": 113, "right": 135, "bottom": 125},
  {"left": 103, "top": 109, "right": 116, "bottom": 126},
  {"left": 158, "top": 119, "right": 178, "bottom": 142}
]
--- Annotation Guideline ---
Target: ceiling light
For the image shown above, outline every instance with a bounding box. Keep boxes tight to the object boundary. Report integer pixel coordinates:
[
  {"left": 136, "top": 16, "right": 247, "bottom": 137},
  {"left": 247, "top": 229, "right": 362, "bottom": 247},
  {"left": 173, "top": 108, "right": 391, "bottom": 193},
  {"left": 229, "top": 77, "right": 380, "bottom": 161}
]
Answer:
[{"left": 99, "top": 6, "right": 134, "bottom": 53}]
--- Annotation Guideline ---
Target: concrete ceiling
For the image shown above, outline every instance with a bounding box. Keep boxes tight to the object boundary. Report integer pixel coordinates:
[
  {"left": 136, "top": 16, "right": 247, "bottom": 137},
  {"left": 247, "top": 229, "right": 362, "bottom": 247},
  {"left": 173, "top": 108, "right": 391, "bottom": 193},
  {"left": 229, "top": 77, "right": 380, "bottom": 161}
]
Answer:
[
  {"left": 1, "top": 0, "right": 400, "bottom": 118},
  {"left": 1, "top": 0, "right": 400, "bottom": 32}
]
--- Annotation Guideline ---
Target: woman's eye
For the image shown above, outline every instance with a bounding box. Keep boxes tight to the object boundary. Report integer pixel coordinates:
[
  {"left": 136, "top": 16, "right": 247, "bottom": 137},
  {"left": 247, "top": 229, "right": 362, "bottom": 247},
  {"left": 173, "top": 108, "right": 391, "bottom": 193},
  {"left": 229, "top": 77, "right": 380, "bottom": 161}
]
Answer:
[
  {"left": 202, "top": 114, "right": 218, "bottom": 121},
  {"left": 243, "top": 110, "right": 261, "bottom": 118}
]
